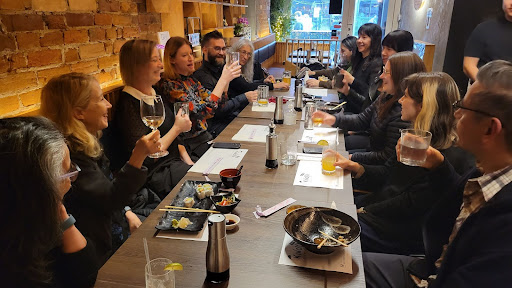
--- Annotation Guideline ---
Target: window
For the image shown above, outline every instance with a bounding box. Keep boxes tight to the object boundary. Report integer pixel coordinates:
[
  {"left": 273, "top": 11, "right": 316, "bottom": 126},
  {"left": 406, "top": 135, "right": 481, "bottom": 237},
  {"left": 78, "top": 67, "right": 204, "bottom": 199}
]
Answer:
[{"left": 290, "top": 0, "right": 341, "bottom": 40}]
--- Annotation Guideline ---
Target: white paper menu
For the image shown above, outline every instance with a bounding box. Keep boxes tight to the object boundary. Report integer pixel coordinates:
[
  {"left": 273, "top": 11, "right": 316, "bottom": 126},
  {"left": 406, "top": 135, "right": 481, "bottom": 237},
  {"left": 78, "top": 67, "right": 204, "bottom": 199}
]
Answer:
[
  {"left": 301, "top": 127, "right": 338, "bottom": 144},
  {"left": 188, "top": 147, "right": 248, "bottom": 175},
  {"left": 303, "top": 87, "right": 328, "bottom": 97},
  {"left": 251, "top": 102, "right": 276, "bottom": 112},
  {"left": 293, "top": 160, "right": 343, "bottom": 189},
  {"left": 231, "top": 124, "right": 269, "bottom": 143}
]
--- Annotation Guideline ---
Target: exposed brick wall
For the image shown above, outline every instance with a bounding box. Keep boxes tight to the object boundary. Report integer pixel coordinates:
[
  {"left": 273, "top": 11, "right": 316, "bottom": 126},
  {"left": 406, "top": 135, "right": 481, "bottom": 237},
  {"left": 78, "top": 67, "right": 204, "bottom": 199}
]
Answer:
[{"left": 0, "top": 0, "right": 163, "bottom": 117}]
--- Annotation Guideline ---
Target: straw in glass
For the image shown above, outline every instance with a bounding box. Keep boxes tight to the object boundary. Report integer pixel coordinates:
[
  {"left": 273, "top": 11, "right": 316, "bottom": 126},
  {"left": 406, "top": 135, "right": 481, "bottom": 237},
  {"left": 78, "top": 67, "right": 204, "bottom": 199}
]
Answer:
[{"left": 143, "top": 238, "right": 152, "bottom": 275}]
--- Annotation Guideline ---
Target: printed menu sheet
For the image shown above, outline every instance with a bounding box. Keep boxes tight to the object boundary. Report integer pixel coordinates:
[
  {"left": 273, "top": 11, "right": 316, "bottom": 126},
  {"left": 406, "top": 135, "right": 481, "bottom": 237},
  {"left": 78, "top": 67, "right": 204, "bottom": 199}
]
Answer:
[
  {"left": 231, "top": 124, "right": 269, "bottom": 143},
  {"left": 293, "top": 160, "right": 343, "bottom": 189},
  {"left": 278, "top": 203, "right": 357, "bottom": 274},
  {"left": 188, "top": 147, "right": 248, "bottom": 175},
  {"left": 301, "top": 127, "right": 338, "bottom": 144},
  {"left": 302, "top": 87, "right": 328, "bottom": 97},
  {"left": 251, "top": 102, "right": 276, "bottom": 112}
]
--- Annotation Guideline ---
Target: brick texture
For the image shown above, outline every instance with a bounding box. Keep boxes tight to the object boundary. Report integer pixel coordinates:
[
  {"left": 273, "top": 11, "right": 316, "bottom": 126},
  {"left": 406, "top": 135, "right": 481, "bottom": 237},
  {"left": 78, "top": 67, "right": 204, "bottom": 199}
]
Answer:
[
  {"left": 0, "top": 57, "right": 9, "bottom": 74},
  {"left": 68, "top": 0, "right": 96, "bottom": 11},
  {"left": 89, "top": 28, "right": 106, "bottom": 41},
  {"left": 0, "top": 34, "right": 17, "bottom": 51},
  {"left": 71, "top": 60, "right": 98, "bottom": 74},
  {"left": 105, "top": 27, "right": 118, "bottom": 39},
  {"left": 37, "top": 66, "right": 71, "bottom": 84},
  {"left": 98, "top": 55, "right": 118, "bottom": 69},
  {"left": 0, "top": 95, "right": 20, "bottom": 115},
  {"left": 0, "top": 72, "right": 38, "bottom": 94},
  {"left": 3, "top": 14, "right": 44, "bottom": 32},
  {"left": 0, "top": 0, "right": 31, "bottom": 10},
  {"left": 32, "top": 0, "right": 67, "bottom": 11},
  {"left": 64, "top": 30, "right": 89, "bottom": 44},
  {"left": 98, "top": 0, "right": 120, "bottom": 12},
  {"left": 66, "top": 13, "right": 95, "bottom": 27},
  {"left": 27, "top": 49, "right": 62, "bottom": 67},
  {"left": 44, "top": 15, "right": 66, "bottom": 29},
  {"left": 79, "top": 43, "right": 105, "bottom": 60},
  {"left": 17, "top": 32, "right": 41, "bottom": 50},
  {"left": 123, "top": 27, "right": 140, "bottom": 38},
  {"left": 40, "top": 31, "right": 64, "bottom": 47},
  {"left": 95, "top": 14, "right": 113, "bottom": 26},
  {"left": 112, "top": 15, "right": 132, "bottom": 26},
  {"left": 11, "top": 53, "right": 27, "bottom": 70},
  {"left": 65, "top": 48, "right": 80, "bottom": 63},
  {"left": 19, "top": 89, "right": 42, "bottom": 106},
  {"left": 113, "top": 39, "right": 127, "bottom": 53}
]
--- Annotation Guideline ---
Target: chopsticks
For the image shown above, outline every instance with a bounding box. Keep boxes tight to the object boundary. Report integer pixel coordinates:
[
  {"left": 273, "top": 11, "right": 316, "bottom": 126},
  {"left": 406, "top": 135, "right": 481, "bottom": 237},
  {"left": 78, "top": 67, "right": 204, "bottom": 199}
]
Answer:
[
  {"left": 319, "top": 231, "right": 349, "bottom": 247},
  {"left": 331, "top": 101, "right": 347, "bottom": 110},
  {"left": 317, "top": 238, "right": 328, "bottom": 249},
  {"left": 160, "top": 206, "right": 220, "bottom": 213}
]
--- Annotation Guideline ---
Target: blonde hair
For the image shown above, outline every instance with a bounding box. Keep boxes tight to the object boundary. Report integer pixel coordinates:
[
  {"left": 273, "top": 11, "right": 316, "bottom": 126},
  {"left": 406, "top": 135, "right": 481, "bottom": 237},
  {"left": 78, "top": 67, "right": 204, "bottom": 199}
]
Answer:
[
  {"left": 120, "top": 39, "right": 157, "bottom": 86},
  {"left": 402, "top": 72, "right": 460, "bottom": 150},
  {"left": 40, "top": 73, "right": 102, "bottom": 158},
  {"left": 163, "top": 37, "right": 193, "bottom": 80}
]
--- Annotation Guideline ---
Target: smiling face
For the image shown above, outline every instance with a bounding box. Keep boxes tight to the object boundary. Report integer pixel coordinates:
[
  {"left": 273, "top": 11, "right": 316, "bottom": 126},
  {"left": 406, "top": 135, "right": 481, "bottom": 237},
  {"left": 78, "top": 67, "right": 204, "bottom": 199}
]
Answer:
[
  {"left": 139, "top": 47, "right": 163, "bottom": 86},
  {"left": 379, "top": 61, "right": 395, "bottom": 95},
  {"left": 381, "top": 46, "right": 397, "bottom": 65},
  {"left": 238, "top": 45, "right": 253, "bottom": 66},
  {"left": 75, "top": 81, "right": 112, "bottom": 135},
  {"left": 204, "top": 38, "right": 226, "bottom": 66},
  {"left": 399, "top": 88, "right": 422, "bottom": 122},
  {"left": 357, "top": 32, "right": 371, "bottom": 57},
  {"left": 171, "top": 44, "right": 195, "bottom": 76},
  {"left": 340, "top": 44, "right": 352, "bottom": 63}
]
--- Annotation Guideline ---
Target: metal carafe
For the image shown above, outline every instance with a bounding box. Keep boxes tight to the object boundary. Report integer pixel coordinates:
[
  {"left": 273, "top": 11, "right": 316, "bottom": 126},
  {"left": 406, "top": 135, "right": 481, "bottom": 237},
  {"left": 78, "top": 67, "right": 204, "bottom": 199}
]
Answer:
[
  {"left": 265, "top": 122, "right": 278, "bottom": 169},
  {"left": 304, "top": 102, "right": 315, "bottom": 130},
  {"left": 294, "top": 84, "right": 303, "bottom": 111},
  {"left": 206, "top": 214, "right": 230, "bottom": 283},
  {"left": 274, "top": 95, "right": 284, "bottom": 124}
]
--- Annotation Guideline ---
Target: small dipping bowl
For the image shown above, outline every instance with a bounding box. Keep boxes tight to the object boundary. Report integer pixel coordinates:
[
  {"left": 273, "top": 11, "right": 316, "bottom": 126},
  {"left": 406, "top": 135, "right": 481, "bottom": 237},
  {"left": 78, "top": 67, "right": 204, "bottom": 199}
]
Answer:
[
  {"left": 219, "top": 168, "right": 241, "bottom": 189},
  {"left": 225, "top": 214, "right": 240, "bottom": 231}
]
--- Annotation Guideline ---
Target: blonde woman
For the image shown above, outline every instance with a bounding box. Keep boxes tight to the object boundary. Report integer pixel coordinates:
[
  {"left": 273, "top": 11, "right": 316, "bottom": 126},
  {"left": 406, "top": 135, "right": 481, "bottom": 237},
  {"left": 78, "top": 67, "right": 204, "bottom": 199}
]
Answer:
[
  {"left": 41, "top": 73, "right": 161, "bottom": 266},
  {"left": 333, "top": 72, "right": 474, "bottom": 255}
]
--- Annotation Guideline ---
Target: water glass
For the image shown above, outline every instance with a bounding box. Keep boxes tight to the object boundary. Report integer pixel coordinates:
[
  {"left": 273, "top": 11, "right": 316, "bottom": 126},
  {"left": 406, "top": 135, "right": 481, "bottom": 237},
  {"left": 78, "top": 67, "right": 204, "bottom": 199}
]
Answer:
[
  {"left": 174, "top": 102, "right": 190, "bottom": 117},
  {"left": 399, "top": 129, "right": 432, "bottom": 166},
  {"left": 145, "top": 258, "right": 175, "bottom": 288},
  {"left": 282, "top": 70, "right": 291, "bottom": 85},
  {"left": 227, "top": 52, "right": 239, "bottom": 66},
  {"left": 257, "top": 85, "right": 269, "bottom": 106},
  {"left": 280, "top": 140, "right": 297, "bottom": 166}
]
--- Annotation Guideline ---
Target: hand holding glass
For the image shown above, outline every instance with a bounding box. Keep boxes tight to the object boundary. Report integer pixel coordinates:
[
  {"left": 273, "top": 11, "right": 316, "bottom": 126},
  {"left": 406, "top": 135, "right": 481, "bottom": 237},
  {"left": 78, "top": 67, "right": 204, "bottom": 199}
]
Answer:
[
  {"left": 174, "top": 102, "right": 191, "bottom": 132},
  {"left": 140, "top": 95, "right": 168, "bottom": 158},
  {"left": 399, "top": 129, "right": 432, "bottom": 166},
  {"left": 227, "top": 52, "right": 239, "bottom": 66}
]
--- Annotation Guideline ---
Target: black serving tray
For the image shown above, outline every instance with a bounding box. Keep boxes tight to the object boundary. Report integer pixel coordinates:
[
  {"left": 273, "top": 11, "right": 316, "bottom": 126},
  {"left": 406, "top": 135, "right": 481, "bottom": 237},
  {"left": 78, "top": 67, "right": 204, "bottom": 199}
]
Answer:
[{"left": 156, "top": 180, "right": 220, "bottom": 231}]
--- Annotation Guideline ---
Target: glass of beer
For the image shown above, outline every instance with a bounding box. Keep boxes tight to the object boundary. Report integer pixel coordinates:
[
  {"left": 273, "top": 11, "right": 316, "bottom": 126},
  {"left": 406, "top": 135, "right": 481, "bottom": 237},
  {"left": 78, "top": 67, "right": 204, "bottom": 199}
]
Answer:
[
  {"left": 312, "top": 101, "right": 326, "bottom": 127},
  {"left": 321, "top": 145, "right": 336, "bottom": 175},
  {"left": 282, "top": 70, "right": 291, "bottom": 85},
  {"left": 257, "top": 85, "right": 269, "bottom": 106},
  {"left": 399, "top": 129, "right": 432, "bottom": 166}
]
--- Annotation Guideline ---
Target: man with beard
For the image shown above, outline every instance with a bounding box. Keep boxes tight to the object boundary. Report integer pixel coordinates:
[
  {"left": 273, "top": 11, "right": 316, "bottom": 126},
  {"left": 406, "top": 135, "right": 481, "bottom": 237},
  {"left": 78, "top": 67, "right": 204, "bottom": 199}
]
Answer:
[{"left": 193, "top": 31, "right": 257, "bottom": 138}]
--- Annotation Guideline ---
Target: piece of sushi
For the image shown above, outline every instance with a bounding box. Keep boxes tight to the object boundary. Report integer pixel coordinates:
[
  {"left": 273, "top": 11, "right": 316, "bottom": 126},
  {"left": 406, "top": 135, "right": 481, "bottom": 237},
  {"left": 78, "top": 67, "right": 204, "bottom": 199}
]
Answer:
[
  {"left": 177, "top": 217, "right": 192, "bottom": 229},
  {"left": 184, "top": 197, "right": 195, "bottom": 208},
  {"left": 196, "top": 184, "right": 206, "bottom": 199}
]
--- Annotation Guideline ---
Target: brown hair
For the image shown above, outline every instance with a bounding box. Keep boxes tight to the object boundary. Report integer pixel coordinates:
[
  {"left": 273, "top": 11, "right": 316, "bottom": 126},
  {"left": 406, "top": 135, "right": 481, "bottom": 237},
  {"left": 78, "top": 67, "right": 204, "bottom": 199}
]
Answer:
[
  {"left": 378, "top": 51, "right": 426, "bottom": 120},
  {"left": 163, "top": 37, "right": 193, "bottom": 80},
  {"left": 41, "top": 73, "right": 102, "bottom": 158},
  {"left": 402, "top": 72, "right": 460, "bottom": 149},
  {"left": 119, "top": 39, "right": 158, "bottom": 86}
]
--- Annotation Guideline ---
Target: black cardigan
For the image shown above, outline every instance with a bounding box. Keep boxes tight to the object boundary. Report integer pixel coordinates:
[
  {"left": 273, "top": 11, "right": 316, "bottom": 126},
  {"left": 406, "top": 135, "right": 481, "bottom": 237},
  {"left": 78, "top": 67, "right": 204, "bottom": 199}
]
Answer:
[{"left": 227, "top": 62, "right": 274, "bottom": 99}]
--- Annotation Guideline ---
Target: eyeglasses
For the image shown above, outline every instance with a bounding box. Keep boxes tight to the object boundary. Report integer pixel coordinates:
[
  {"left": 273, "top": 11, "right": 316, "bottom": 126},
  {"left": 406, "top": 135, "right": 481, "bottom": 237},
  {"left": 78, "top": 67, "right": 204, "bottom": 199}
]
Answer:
[
  {"left": 209, "top": 46, "right": 227, "bottom": 52},
  {"left": 60, "top": 162, "right": 81, "bottom": 182},
  {"left": 240, "top": 51, "right": 252, "bottom": 58},
  {"left": 452, "top": 100, "right": 495, "bottom": 118},
  {"left": 382, "top": 66, "right": 391, "bottom": 75}
]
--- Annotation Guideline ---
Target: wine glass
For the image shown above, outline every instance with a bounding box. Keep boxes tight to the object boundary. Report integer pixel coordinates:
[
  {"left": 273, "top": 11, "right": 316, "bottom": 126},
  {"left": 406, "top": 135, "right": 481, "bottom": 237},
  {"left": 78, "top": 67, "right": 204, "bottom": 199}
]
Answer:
[{"left": 140, "top": 95, "right": 168, "bottom": 158}]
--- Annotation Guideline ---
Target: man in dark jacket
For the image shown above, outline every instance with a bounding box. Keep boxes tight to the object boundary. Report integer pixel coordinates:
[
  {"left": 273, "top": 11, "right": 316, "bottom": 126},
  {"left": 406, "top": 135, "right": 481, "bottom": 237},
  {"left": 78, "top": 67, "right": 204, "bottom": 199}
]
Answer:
[
  {"left": 363, "top": 60, "right": 512, "bottom": 288},
  {"left": 192, "top": 31, "right": 257, "bottom": 138}
]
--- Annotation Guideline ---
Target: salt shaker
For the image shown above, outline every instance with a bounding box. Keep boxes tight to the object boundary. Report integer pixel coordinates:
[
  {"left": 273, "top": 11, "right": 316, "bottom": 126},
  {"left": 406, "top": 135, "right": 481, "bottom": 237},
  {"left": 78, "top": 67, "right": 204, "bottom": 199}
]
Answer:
[{"left": 206, "top": 214, "right": 230, "bottom": 283}]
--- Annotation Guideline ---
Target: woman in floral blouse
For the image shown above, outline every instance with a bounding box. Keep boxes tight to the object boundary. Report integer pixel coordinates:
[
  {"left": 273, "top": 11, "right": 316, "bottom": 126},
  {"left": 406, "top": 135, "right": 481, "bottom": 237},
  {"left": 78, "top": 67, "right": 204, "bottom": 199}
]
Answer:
[{"left": 154, "top": 37, "right": 241, "bottom": 159}]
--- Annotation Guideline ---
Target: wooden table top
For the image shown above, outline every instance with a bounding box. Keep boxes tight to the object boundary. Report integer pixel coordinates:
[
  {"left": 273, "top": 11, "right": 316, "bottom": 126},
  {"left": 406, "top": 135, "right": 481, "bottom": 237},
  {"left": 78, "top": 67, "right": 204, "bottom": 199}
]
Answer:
[{"left": 95, "top": 104, "right": 365, "bottom": 288}]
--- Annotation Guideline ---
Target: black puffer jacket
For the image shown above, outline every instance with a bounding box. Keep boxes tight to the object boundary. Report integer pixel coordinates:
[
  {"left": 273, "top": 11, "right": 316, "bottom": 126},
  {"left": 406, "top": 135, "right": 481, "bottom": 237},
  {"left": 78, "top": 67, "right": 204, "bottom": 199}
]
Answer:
[{"left": 333, "top": 93, "right": 409, "bottom": 165}]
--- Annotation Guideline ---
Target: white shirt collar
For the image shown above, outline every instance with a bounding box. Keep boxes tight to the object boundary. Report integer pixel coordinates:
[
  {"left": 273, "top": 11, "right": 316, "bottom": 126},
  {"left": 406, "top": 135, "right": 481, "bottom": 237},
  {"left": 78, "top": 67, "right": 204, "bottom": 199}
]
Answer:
[{"left": 122, "top": 86, "right": 156, "bottom": 101}]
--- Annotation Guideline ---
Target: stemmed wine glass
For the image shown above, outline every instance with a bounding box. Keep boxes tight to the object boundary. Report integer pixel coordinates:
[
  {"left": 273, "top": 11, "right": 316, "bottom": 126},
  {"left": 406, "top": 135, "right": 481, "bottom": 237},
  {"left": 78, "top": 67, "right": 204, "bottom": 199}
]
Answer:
[{"left": 140, "top": 95, "right": 168, "bottom": 158}]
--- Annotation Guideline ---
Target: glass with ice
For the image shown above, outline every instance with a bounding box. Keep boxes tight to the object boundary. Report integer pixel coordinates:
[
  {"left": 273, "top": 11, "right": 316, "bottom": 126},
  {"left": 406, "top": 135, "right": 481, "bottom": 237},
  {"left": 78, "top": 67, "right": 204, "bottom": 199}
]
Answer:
[
  {"left": 145, "top": 258, "right": 175, "bottom": 288},
  {"left": 399, "top": 129, "right": 432, "bottom": 166}
]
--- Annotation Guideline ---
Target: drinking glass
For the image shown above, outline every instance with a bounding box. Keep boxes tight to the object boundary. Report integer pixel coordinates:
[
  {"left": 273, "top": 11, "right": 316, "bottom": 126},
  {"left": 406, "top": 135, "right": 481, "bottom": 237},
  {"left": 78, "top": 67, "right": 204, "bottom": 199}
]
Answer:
[
  {"left": 399, "top": 129, "right": 432, "bottom": 166},
  {"left": 140, "top": 95, "right": 168, "bottom": 158},
  {"left": 174, "top": 101, "right": 191, "bottom": 132},
  {"left": 312, "top": 101, "right": 326, "bottom": 127},
  {"left": 145, "top": 258, "right": 175, "bottom": 288},
  {"left": 321, "top": 145, "right": 336, "bottom": 175},
  {"left": 282, "top": 70, "right": 291, "bottom": 85},
  {"left": 227, "top": 52, "right": 239, "bottom": 66},
  {"left": 257, "top": 85, "right": 269, "bottom": 106},
  {"left": 280, "top": 140, "right": 297, "bottom": 166}
]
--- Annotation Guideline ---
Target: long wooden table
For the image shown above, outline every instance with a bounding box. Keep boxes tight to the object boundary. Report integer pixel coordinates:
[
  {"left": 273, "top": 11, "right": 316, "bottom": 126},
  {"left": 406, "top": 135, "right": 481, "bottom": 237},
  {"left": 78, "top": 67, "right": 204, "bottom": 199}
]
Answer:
[{"left": 95, "top": 88, "right": 365, "bottom": 288}]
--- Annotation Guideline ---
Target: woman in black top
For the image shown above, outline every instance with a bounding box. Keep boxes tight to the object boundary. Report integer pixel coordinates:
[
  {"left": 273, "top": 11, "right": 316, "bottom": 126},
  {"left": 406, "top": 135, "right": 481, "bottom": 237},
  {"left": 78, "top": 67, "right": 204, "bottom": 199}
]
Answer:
[
  {"left": 41, "top": 73, "right": 162, "bottom": 266},
  {"left": 333, "top": 72, "right": 474, "bottom": 255},
  {"left": 0, "top": 117, "right": 98, "bottom": 287},
  {"left": 227, "top": 38, "right": 289, "bottom": 99}
]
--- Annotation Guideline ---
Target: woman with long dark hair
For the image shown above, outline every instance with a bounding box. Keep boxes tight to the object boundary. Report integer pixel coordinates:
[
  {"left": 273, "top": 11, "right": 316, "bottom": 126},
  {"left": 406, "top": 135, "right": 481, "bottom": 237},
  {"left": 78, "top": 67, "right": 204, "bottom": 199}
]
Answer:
[{"left": 0, "top": 117, "right": 98, "bottom": 287}]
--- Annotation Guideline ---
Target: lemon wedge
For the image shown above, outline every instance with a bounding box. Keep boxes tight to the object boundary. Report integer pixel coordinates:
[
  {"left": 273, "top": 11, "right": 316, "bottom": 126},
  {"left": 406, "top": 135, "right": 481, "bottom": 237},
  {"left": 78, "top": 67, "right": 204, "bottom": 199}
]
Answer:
[
  {"left": 317, "top": 140, "right": 329, "bottom": 146},
  {"left": 164, "top": 263, "right": 184, "bottom": 271}
]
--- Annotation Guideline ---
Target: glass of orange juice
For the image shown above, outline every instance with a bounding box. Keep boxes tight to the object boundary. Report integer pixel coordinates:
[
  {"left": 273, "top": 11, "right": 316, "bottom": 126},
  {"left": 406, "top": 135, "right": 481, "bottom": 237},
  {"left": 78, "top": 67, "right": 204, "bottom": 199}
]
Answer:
[
  {"left": 257, "top": 85, "right": 268, "bottom": 106},
  {"left": 283, "top": 70, "right": 291, "bottom": 85},
  {"left": 321, "top": 145, "right": 336, "bottom": 175}
]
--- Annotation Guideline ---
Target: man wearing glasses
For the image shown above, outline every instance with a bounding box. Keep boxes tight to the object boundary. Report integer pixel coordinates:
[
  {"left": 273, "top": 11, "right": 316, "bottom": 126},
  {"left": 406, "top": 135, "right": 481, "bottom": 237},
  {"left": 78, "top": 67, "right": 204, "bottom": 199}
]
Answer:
[
  {"left": 193, "top": 31, "right": 257, "bottom": 137},
  {"left": 363, "top": 60, "right": 512, "bottom": 287}
]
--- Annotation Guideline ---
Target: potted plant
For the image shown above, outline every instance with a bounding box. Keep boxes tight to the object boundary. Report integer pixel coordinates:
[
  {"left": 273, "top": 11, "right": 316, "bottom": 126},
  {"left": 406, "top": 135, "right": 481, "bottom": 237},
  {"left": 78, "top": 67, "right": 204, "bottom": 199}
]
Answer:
[{"left": 234, "top": 17, "right": 249, "bottom": 37}]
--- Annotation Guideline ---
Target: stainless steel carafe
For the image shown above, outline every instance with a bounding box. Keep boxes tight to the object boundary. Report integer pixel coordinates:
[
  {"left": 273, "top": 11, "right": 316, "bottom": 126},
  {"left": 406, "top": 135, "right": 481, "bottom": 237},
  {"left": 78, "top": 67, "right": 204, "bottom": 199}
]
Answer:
[
  {"left": 274, "top": 95, "right": 284, "bottom": 124},
  {"left": 294, "top": 84, "right": 303, "bottom": 111},
  {"left": 206, "top": 214, "right": 230, "bottom": 283},
  {"left": 265, "top": 122, "right": 278, "bottom": 169},
  {"left": 304, "top": 102, "right": 315, "bottom": 130}
]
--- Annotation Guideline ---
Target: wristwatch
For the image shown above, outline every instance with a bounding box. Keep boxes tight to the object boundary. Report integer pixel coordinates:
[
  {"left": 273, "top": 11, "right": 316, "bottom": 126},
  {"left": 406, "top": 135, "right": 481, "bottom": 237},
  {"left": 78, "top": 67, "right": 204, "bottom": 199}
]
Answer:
[
  {"left": 124, "top": 206, "right": 132, "bottom": 213},
  {"left": 61, "top": 214, "right": 76, "bottom": 231}
]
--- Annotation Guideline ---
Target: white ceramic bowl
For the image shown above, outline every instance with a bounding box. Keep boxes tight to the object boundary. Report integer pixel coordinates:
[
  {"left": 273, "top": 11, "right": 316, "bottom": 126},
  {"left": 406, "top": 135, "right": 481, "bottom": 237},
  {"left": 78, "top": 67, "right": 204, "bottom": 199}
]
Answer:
[{"left": 225, "top": 214, "right": 240, "bottom": 231}]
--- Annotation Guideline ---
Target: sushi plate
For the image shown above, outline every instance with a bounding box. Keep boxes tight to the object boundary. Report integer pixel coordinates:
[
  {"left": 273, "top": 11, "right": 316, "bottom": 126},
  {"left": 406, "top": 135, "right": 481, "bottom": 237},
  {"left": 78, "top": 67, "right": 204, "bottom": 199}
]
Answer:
[{"left": 156, "top": 180, "right": 220, "bottom": 231}]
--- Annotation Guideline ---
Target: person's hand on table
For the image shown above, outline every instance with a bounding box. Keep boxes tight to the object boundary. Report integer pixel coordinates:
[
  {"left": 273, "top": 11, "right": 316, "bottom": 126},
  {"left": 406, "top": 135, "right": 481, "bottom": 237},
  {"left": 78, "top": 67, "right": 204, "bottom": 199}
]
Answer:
[
  {"left": 125, "top": 210, "right": 142, "bottom": 233},
  {"left": 311, "top": 110, "right": 336, "bottom": 126},
  {"left": 174, "top": 108, "right": 192, "bottom": 133},
  {"left": 308, "top": 70, "right": 316, "bottom": 76},
  {"left": 245, "top": 90, "right": 258, "bottom": 103},
  {"left": 395, "top": 138, "right": 445, "bottom": 170},
  {"left": 306, "top": 79, "right": 320, "bottom": 88},
  {"left": 340, "top": 69, "right": 354, "bottom": 85},
  {"left": 264, "top": 75, "right": 275, "bottom": 83},
  {"left": 220, "top": 60, "right": 242, "bottom": 82},
  {"left": 274, "top": 81, "right": 290, "bottom": 90}
]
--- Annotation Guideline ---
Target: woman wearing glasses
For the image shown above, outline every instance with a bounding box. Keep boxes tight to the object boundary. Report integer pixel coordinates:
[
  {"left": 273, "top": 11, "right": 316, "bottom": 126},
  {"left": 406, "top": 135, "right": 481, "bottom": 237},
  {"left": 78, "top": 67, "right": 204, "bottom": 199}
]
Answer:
[
  {"left": 41, "top": 73, "right": 162, "bottom": 266},
  {"left": 155, "top": 37, "right": 241, "bottom": 158},
  {"left": 313, "top": 52, "right": 426, "bottom": 165},
  {"left": 332, "top": 72, "right": 474, "bottom": 255},
  {"left": 0, "top": 117, "right": 98, "bottom": 287},
  {"left": 227, "top": 39, "right": 290, "bottom": 99}
]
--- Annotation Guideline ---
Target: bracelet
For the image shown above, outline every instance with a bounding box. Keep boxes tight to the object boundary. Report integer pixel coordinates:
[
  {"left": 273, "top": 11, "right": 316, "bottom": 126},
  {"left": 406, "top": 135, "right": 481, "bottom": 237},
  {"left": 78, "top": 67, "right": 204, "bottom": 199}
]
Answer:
[{"left": 61, "top": 214, "right": 76, "bottom": 232}]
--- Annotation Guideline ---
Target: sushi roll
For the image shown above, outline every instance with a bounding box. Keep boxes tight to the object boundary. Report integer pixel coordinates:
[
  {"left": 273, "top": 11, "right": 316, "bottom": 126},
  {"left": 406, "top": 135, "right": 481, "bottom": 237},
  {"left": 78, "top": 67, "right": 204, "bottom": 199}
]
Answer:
[{"left": 184, "top": 197, "right": 195, "bottom": 208}]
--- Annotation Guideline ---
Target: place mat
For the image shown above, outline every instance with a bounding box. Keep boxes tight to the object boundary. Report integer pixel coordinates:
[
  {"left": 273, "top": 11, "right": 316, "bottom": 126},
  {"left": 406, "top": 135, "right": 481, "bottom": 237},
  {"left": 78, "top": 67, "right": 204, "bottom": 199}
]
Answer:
[
  {"left": 251, "top": 102, "right": 275, "bottom": 112},
  {"left": 156, "top": 223, "right": 208, "bottom": 242},
  {"left": 278, "top": 203, "right": 356, "bottom": 274},
  {"left": 231, "top": 124, "right": 269, "bottom": 143},
  {"left": 293, "top": 160, "right": 343, "bottom": 189},
  {"left": 188, "top": 147, "right": 248, "bottom": 175},
  {"left": 303, "top": 87, "right": 328, "bottom": 97},
  {"left": 301, "top": 127, "right": 338, "bottom": 144}
]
